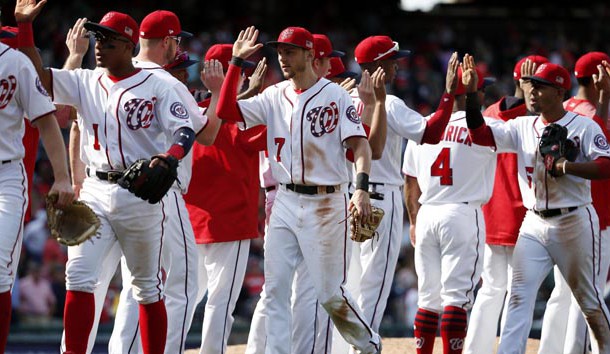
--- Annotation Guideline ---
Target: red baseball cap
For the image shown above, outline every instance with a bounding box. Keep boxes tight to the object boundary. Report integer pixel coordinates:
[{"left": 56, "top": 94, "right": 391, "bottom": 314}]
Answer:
[
  {"left": 326, "top": 57, "right": 357, "bottom": 79},
  {"left": 267, "top": 27, "right": 314, "bottom": 50},
  {"left": 0, "top": 26, "right": 18, "bottom": 48},
  {"left": 354, "top": 36, "right": 410, "bottom": 64},
  {"left": 313, "top": 34, "right": 344, "bottom": 59},
  {"left": 84, "top": 11, "right": 139, "bottom": 45},
  {"left": 455, "top": 66, "right": 496, "bottom": 95},
  {"left": 204, "top": 44, "right": 255, "bottom": 71},
  {"left": 574, "top": 51, "right": 610, "bottom": 78},
  {"left": 513, "top": 55, "right": 549, "bottom": 80},
  {"left": 522, "top": 63, "right": 571, "bottom": 90},
  {"left": 139, "top": 10, "right": 193, "bottom": 40}
]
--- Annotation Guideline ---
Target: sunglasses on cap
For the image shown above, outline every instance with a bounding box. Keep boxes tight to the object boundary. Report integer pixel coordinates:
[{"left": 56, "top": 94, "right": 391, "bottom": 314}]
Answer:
[{"left": 373, "top": 41, "right": 399, "bottom": 61}]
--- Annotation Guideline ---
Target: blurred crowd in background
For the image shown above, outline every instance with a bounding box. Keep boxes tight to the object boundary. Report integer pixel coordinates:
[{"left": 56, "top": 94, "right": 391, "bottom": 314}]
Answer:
[{"left": 3, "top": 0, "right": 609, "bottom": 345}]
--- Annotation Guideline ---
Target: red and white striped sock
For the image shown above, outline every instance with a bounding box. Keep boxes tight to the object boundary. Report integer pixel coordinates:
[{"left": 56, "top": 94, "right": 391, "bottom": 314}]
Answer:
[
  {"left": 441, "top": 306, "right": 467, "bottom": 354},
  {"left": 414, "top": 308, "right": 439, "bottom": 354}
]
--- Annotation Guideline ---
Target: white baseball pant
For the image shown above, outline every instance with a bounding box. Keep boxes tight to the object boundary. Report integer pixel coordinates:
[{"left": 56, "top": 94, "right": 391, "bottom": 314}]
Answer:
[
  {"left": 196, "top": 239, "right": 250, "bottom": 354},
  {"left": 0, "top": 161, "right": 27, "bottom": 293},
  {"left": 464, "top": 244, "right": 514, "bottom": 354},
  {"left": 263, "top": 186, "right": 381, "bottom": 354},
  {"left": 108, "top": 188, "right": 199, "bottom": 354},
  {"left": 497, "top": 207, "right": 610, "bottom": 354}
]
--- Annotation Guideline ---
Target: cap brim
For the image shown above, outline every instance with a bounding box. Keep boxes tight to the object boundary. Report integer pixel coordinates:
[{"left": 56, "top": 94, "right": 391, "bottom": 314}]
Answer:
[
  {"left": 0, "top": 31, "right": 16, "bottom": 39},
  {"left": 329, "top": 50, "right": 345, "bottom": 58},
  {"left": 266, "top": 41, "right": 310, "bottom": 50},
  {"left": 390, "top": 49, "right": 411, "bottom": 60},
  {"left": 83, "top": 22, "right": 121, "bottom": 37},
  {"left": 482, "top": 77, "right": 496, "bottom": 88},
  {"left": 178, "top": 31, "right": 193, "bottom": 39},
  {"left": 521, "top": 75, "right": 560, "bottom": 88},
  {"left": 169, "top": 59, "right": 199, "bottom": 70}
]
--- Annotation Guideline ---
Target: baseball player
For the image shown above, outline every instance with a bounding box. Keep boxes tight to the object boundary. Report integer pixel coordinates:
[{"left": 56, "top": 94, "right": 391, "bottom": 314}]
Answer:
[
  {"left": 326, "top": 57, "right": 358, "bottom": 83},
  {"left": 15, "top": 3, "right": 198, "bottom": 353},
  {"left": 465, "top": 60, "right": 610, "bottom": 354},
  {"left": 463, "top": 54, "right": 549, "bottom": 354},
  {"left": 183, "top": 43, "right": 266, "bottom": 354},
  {"left": 217, "top": 25, "right": 381, "bottom": 354},
  {"left": 402, "top": 55, "right": 496, "bottom": 354},
  {"left": 538, "top": 51, "right": 610, "bottom": 354},
  {"left": 0, "top": 25, "right": 73, "bottom": 353}
]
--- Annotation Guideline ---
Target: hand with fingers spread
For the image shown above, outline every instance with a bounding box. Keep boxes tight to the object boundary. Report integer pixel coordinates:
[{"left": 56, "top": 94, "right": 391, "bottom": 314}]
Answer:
[
  {"left": 65, "top": 18, "right": 90, "bottom": 58},
  {"left": 247, "top": 57, "right": 268, "bottom": 94},
  {"left": 594, "top": 63, "right": 610, "bottom": 95},
  {"left": 371, "top": 66, "right": 386, "bottom": 103},
  {"left": 461, "top": 54, "right": 478, "bottom": 94},
  {"left": 15, "top": 0, "right": 47, "bottom": 22},
  {"left": 201, "top": 59, "right": 225, "bottom": 94},
  {"left": 519, "top": 58, "right": 538, "bottom": 91},
  {"left": 445, "top": 52, "right": 459, "bottom": 95},
  {"left": 232, "top": 26, "right": 264, "bottom": 60},
  {"left": 339, "top": 77, "right": 356, "bottom": 91},
  {"left": 357, "top": 70, "right": 375, "bottom": 106}
]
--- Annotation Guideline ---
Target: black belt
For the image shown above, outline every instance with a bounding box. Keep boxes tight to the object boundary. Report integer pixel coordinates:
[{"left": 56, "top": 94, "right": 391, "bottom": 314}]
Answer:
[
  {"left": 2, "top": 160, "right": 12, "bottom": 164},
  {"left": 285, "top": 183, "right": 339, "bottom": 195},
  {"left": 86, "top": 167, "right": 122, "bottom": 184},
  {"left": 369, "top": 192, "right": 384, "bottom": 200},
  {"left": 533, "top": 206, "right": 578, "bottom": 218},
  {"left": 265, "top": 185, "right": 276, "bottom": 192}
]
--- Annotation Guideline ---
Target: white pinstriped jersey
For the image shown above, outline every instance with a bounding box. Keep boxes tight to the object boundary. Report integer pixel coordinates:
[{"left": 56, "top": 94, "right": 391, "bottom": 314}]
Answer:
[
  {"left": 238, "top": 78, "right": 366, "bottom": 185},
  {"left": 133, "top": 60, "right": 208, "bottom": 193},
  {"left": 350, "top": 92, "right": 427, "bottom": 186},
  {"left": 488, "top": 111, "right": 610, "bottom": 210},
  {"left": 50, "top": 68, "right": 193, "bottom": 172},
  {"left": 0, "top": 43, "right": 56, "bottom": 161},
  {"left": 402, "top": 111, "right": 498, "bottom": 205}
]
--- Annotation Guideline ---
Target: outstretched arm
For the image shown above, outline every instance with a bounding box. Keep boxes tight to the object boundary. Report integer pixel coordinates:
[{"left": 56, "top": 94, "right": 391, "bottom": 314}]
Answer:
[
  {"left": 63, "top": 18, "right": 90, "bottom": 70},
  {"left": 197, "top": 59, "right": 224, "bottom": 145},
  {"left": 15, "top": 0, "right": 52, "bottom": 92}
]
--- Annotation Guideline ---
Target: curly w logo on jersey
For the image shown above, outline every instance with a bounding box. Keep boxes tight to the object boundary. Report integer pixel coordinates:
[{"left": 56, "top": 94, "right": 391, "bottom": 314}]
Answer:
[
  {"left": 124, "top": 98, "right": 156, "bottom": 130},
  {"left": 0, "top": 75, "right": 17, "bottom": 109},
  {"left": 306, "top": 102, "right": 339, "bottom": 137}
]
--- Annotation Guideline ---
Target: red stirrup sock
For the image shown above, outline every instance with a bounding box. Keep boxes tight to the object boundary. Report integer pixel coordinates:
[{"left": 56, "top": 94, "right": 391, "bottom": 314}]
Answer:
[
  {"left": 441, "top": 306, "right": 467, "bottom": 354},
  {"left": 64, "top": 291, "right": 95, "bottom": 354},
  {"left": 414, "top": 308, "right": 439, "bottom": 354},
  {"left": 0, "top": 291, "right": 12, "bottom": 352},
  {"left": 139, "top": 300, "right": 167, "bottom": 354}
]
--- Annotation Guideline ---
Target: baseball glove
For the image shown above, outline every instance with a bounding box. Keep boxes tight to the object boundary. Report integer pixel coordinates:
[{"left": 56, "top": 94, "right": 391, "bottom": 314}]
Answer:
[
  {"left": 538, "top": 123, "right": 579, "bottom": 177},
  {"left": 350, "top": 207, "right": 385, "bottom": 242},
  {"left": 117, "top": 155, "right": 179, "bottom": 204},
  {"left": 45, "top": 194, "right": 100, "bottom": 246}
]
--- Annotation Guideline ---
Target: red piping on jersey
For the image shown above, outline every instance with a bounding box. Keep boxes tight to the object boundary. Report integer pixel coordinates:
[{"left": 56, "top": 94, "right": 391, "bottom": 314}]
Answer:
[
  {"left": 28, "top": 109, "right": 57, "bottom": 125},
  {"left": 114, "top": 73, "right": 154, "bottom": 169},
  {"left": 299, "top": 82, "right": 332, "bottom": 184},
  {"left": 7, "top": 163, "right": 27, "bottom": 276},
  {"left": 216, "top": 64, "right": 246, "bottom": 123},
  {"left": 532, "top": 117, "right": 542, "bottom": 138},
  {"left": 0, "top": 47, "right": 10, "bottom": 58},
  {"left": 107, "top": 68, "right": 142, "bottom": 83},
  {"left": 98, "top": 76, "right": 114, "bottom": 169},
  {"left": 563, "top": 113, "right": 578, "bottom": 127},
  {"left": 420, "top": 93, "right": 455, "bottom": 144},
  {"left": 49, "top": 69, "right": 55, "bottom": 102},
  {"left": 282, "top": 86, "right": 295, "bottom": 183}
]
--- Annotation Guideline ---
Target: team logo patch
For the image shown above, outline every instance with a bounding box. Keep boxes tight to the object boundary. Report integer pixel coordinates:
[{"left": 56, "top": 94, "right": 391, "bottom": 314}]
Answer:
[
  {"left": 35, "top": 77, "right": 50, "bottom": 97},
  {"left": 594, "top": 134, "right": 610, "bottom": 150},
  {"left": 124, "top": 98, "right": 156, "bottom": 130},
  {"left": 170, "top": 102, "right": 189, "bottom": 119},
  {"left": 0, "top": 75, "right": 17, "bottom": 109},
  {"left": 346, "top": 105, "right": 360, "bottom": 124},
  {"left": 306, "top": 102, "right": 339, "bottom": 137}
]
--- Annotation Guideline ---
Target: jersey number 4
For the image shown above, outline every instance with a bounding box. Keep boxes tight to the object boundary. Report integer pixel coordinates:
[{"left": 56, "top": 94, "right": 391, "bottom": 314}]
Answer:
[{"left": 431, "top": 147, "right": 453, "bottom": 185}]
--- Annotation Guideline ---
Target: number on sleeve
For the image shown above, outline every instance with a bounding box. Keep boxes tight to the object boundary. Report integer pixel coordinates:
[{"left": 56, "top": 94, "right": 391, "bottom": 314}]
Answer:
[
  {"left": 431, "top": 147, "right": 453, "bottom": 185},
  {"left": 274, "top": 137, "right": 285, "bottom": 162},
  {"left": 92, "top": 123, "right": 101, "bottom": 151}
]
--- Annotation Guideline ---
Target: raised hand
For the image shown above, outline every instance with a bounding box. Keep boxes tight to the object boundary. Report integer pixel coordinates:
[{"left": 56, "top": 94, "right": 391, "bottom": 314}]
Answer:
[
  {"left": 248, "top": 57, "right": 268, "bottom": 94},
  {"left": 15, "top": 0, "right": 47, "bottom": 22},
  {"left": 371, "top": 66, "right": 386, "bottom": 103},
  {"left": 200, "top": 59, "right": 225, "bottom": 93},
  {"left": 519, "top": 58, "right": 538, "bottom": 90},
  {"left": 65, "top": 18, "right": 90, "bottom": 57},
  {"left": 339, "top": 77, "right": 356, "bottom": 91},
  {"left": 445, "top": 52, "right": 459, "bottom": 95},
  {"left": 461, "top": 53, "right": 478, "bottom": 93},
  {"left": 232, "top": 26, "right": 263, "bottom": 60},
  {"left": 593, "top": 63, "right": 610, "bottom": 94},
  {"left": 357, "top": 70, "right": 375, "bottom": 106}
]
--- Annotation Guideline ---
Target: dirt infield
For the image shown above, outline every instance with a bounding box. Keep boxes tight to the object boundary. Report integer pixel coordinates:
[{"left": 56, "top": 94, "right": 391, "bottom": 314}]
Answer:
[{"left": 186, "top": 337, "right": 541, "bottom": 353}]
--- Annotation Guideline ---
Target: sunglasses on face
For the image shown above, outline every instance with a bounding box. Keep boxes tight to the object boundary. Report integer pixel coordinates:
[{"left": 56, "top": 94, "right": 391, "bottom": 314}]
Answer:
[
  {"left": 169, "top": 36, "right": 182, "bottom": 45},
  {"left": 88, "top": 31, "right": 131, "bottom": 45}
]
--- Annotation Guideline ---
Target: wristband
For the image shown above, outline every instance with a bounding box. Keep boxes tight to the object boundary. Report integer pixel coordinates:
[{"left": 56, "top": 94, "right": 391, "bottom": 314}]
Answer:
[
  {"left": 562, "top": 160, "right": 568, "bottom": 175},
  {"left": 355, "top": 172, "right": 369, "bottom": 191},
  {"left": 230, "top": 56, "right": 245, "bottom": 67},
  {"left": 18, "top": 22, "right": 35, "bottom": 48}
]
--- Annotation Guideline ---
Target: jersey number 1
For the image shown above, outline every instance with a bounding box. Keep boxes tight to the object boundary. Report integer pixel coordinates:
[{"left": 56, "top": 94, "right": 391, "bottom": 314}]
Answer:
[{"left": 431, "top": 147, "right": 453, "bottom": 185}]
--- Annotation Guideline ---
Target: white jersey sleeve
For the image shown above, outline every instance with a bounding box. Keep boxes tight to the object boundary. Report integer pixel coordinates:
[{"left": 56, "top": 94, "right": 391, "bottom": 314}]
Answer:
[
  {"left": 15, "top": 52, "right": 55, "bottom": 121},
  {"left": 402, "top": 141, "right": 417, "bottom": 177},
  {"left": 50, "top": 68, "right": 93, "bottom": 108},
  {"left": 386, "top": 95, "right": 427, "bottom": 143},
  {"left": 237, "top": 84, "right": 274, "bottom": 129},
  {"left": 486, "top": 118, "right": 522, "bottom": 153}
]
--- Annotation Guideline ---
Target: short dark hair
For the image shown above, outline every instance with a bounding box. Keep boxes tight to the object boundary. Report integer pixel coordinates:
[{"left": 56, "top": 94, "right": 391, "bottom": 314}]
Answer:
[{"left": 577, "top": 77, "right": 592, "bottom": 87}]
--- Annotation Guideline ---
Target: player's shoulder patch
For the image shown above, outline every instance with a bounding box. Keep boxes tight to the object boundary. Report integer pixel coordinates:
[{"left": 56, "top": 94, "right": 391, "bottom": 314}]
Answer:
[
  {"left": 35, "top": 77, "right": 50, "bottom": 97},
  {"left": 594, "top": 133, "right": 609, "bottom": 150},
  {"left": 346, "top": 105, "right": 360, "bottom": 124},
  {"left": 170, "top": 102, "right": 189, "bottom": 119}
]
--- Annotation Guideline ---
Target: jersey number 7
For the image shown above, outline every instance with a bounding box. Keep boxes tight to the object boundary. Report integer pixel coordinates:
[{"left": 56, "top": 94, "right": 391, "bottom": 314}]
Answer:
[{"left": 431, "top": 147, "right": 453, "bottom": 186}]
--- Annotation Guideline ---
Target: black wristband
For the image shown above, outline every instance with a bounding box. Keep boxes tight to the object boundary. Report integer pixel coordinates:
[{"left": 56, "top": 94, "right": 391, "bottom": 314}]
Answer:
[
  {"left": 465, "top": 92, "right": 485, "bottom": 129},
  {"left": 355, "top": 172, "right": 369, "bottom": 191},
  {"left": 230, "top": 56, "right": 245, "bottom": 67}
]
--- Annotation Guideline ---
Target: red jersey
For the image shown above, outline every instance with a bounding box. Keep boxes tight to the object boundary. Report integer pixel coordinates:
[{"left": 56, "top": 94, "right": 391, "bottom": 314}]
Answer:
[
  {"left": 564, "top": 97, "right": 610, "bottom": 230},
  {"left": 184, "top": 122, "right": 266, "bottom": 244},
  {"left": 481, "top": 97, "right": 528, "bottom": 246},
  {"left": 23, "top": 119, "right": 39, "bottom": 224}
]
